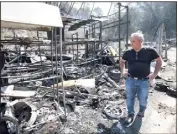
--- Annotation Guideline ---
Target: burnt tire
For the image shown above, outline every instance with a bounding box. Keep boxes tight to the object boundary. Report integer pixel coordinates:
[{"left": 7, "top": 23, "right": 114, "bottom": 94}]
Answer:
[
  {"left": 66, "top": 104, "right": 75, "bottom": 113},
  {"left": 166, "top": 87, "right": 177, "bottom": 98},
  {"left": 107, "top": 67, "right": 121, "bottom": 83},
  {"left": 0, "top": 115, "right": 20, "bottom": 134},
  {"left": 154, "top": 82, "right": 168, "bottom": 92},
  {"left": 103, "top": 104, "right": 124, "bottom": 120}
]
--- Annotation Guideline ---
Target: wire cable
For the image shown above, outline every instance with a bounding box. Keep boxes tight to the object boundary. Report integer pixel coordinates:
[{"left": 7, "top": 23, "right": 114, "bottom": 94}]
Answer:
[
  {"left": 107, "top": 3, "right": 113, "bottom": 16},
  {"left": 76, "top": 2, "right": 84, "bottom": 16},
  {"left": 81, "top": 2, "right": 86, "bottom": 19},
  {"left": 66, "top": 2, "right": 73, "bottom": 15},
  {"left": 61, "top": 2, "right": 68, "bottom": 9},
  {"left": 108, "top": 7, "right": 125, "bottom": 18},
  {"left": 67, "top": 2, "right": 75, "bottom": 16},
  {"left": 59, "top": 2, "right": 62, "bottom": 8},
  {"left": 89, "top": 2, "right": 95, "bottom": 19}
]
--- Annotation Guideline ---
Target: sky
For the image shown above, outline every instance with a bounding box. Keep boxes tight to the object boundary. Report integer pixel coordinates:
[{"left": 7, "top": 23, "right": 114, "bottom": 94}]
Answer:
[
  {"left": 73, "top": 2, "right": 136, "bottom": 16},
  {"left": 74, "top": 2, "right": 112, "bottom": 16}
]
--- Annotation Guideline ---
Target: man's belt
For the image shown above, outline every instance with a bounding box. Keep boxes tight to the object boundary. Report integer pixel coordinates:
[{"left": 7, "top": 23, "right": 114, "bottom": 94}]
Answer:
[{"left": 129, "top": 75, "right": 149, "bottom": 80}]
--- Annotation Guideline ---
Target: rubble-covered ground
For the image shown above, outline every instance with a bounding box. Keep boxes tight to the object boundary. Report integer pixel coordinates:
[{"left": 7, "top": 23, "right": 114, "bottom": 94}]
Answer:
[
  {"left": 1, "top": 50, "right": 176, "bottom": 134},
  {"left": 0, "top": 29, "right": 176, "bottom": 134},
  {"left": 58, "top": 47, "right": 177, "bottom": 134}
]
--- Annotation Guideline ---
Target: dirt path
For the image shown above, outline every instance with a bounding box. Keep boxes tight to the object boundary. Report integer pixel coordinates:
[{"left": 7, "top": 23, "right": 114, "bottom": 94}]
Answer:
[
  {"left": 132, "top": 90, "right": 176, "bottom": 133},
  {"left": 108, "top": 89, "right": 176, "bottom": 134}
]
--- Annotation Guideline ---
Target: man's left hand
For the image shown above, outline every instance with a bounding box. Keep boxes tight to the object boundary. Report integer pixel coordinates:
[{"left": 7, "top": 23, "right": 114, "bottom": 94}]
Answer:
[{"left": 147, "top": 73, "right": 157, "bottom": 81}]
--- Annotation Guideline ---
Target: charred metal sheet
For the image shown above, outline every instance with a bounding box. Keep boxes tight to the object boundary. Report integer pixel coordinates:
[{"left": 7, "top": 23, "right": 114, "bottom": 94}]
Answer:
[{"left": 68, "top": 19, "right": 96, "bottom": 31}]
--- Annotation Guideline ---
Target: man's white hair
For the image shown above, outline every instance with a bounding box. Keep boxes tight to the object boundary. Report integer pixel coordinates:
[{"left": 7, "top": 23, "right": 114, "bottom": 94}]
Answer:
[{"left": 131, "top": 31, "right": 144, "bottom": 43}]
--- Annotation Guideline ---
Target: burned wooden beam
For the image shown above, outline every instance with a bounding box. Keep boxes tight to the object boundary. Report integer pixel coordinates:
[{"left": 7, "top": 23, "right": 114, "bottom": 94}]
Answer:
[{"left": 103, "top": 73, "right": 120, "bottom": 89}]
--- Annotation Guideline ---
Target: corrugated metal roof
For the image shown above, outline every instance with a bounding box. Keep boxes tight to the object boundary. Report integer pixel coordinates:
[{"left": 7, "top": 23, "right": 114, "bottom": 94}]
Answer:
[{"left": 1, "top": 2, "right": 63, "bottom": 31}]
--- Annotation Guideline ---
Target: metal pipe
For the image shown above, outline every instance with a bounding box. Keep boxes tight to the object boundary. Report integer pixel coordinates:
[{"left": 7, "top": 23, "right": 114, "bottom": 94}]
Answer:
[
  {"left": 120, "top": 4, "right": 127, "bottom": 8},
  {"left": 84, "top": 26, "right": 86, "bottom": 39},
  {"left": 8, "top": 76, "right": 61, "bottom": 84},
  {"left": 62, "top": 25, "right": 65, "bottom": 41},
  {"left": 2, "top": 67, "right": 59, "bottom": 79},
  {"left": 0, "top": 40, "right": 43, "bottom": 44},
  {"left": 93, "top": 41, "right": 95, "bottom": 66},
  {"left": 84, "top": 26, "right": 86, "bottom": 61},
  {"left": 163, "top": 24, "right": 167, "bottom": 59},
  {"left": 72, "top": 33, "right": 78, "bottom": 36},
  {"left": 0, "top": 43, "right": 53, "bottom": 46},
  {"left": 94, "top": 19, "right": 96, "bottom": 39},
  {"left": 75, "top": 59, "right": 100, "bottom": 66},
  {"left": 89, "top": 25, "right": 91, "bottom": 39},
  {"left": 91, "top": 15, "right": 94, "bottom": 60},
  {"left": 54, "top": 28, "right": 59, "bottom": 104},
  {"left": 51, "top": 28, "right": 55, "bottom": 97},
  {"left": 66, "top": 37, "right": 85, "bottom": 39},
  {"left": 91, "top": 14, "right": 95, "bottom": 70},
  {"left": 99, "top": 21, "right": 103, "bottom": 65},
  {"left": 72, "top": 34, "right": 74, "bottom": 62},
  {"left": 76, "top": 32, "right": 79, "bottom": 64},
  {"left": 85, "top": 30, "right": 89, "bottom": 59},
  {"left": 84, "top": 29, "right": 88, "bottom": 76},
  {"left": 66, "top": 48, "right": 86, "bottom": 51},
  {"left": 37, "top": 31, "right": 42, "bottom": 66},
  {"left": 96, "top": 21, "right": 128, "bottom": 30},
  {"left": 165, "top": 41, "right": 167, "bottom": 59},
  {"left": 99, "top": 21, "right": 102, "bottom": 49},
  {"left": 92, "top": 22, "right": 94, "bottom": 38},
  {"left": 6, "top": 50, "right": 55, "bottom": 53},
  {"left": 83, "top": 32, "right": 100, "bottom": 36},
  {"left": 72, "top": 32, "right": 78, "bottom": 64},
  {"left": 5, "top": 62, "right": 57, "bottom": 68},
  {"left": 60, "top": 27, "right": 67, "bottom": 119},
  {"left": 126, "top": 6, "right": 129, "bottom": 49},
  {"left": 19, "top": 42, "right": 23, "bottom": 77},
  {"left": 118, "top": 3, "right": 121, "bottom": 61},
  {"left": 89, "top": 20, "right": 100, "bottom": 27},
  {"left": 63, "top": 39, "right": 124, "bottom": 46}
]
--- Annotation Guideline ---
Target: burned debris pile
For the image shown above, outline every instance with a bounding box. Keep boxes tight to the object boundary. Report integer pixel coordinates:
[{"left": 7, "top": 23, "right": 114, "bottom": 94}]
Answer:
[
  {"left": 0, "top": 37, "right": 176, "bottom": 134},
  {"left": 0, "top": 36, "right": 128, "bottom": 134},
  {"left": 154, "top": 61, "right": 177, "bottom": 98}
]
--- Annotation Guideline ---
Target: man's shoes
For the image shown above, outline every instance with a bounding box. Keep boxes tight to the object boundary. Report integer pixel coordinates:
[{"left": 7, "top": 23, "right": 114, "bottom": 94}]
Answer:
[
  {"left": 125, "top": 114, "right": 135, "bottom": 127},
  {"left": 137, "top": 110, "right": 145, "bottom": 117}
]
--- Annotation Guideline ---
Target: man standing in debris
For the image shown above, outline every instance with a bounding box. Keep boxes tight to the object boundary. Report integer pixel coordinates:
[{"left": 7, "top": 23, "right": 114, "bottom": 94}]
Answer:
[{"left": 120, "top": 31, "right": 162, "bottom": 126}]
